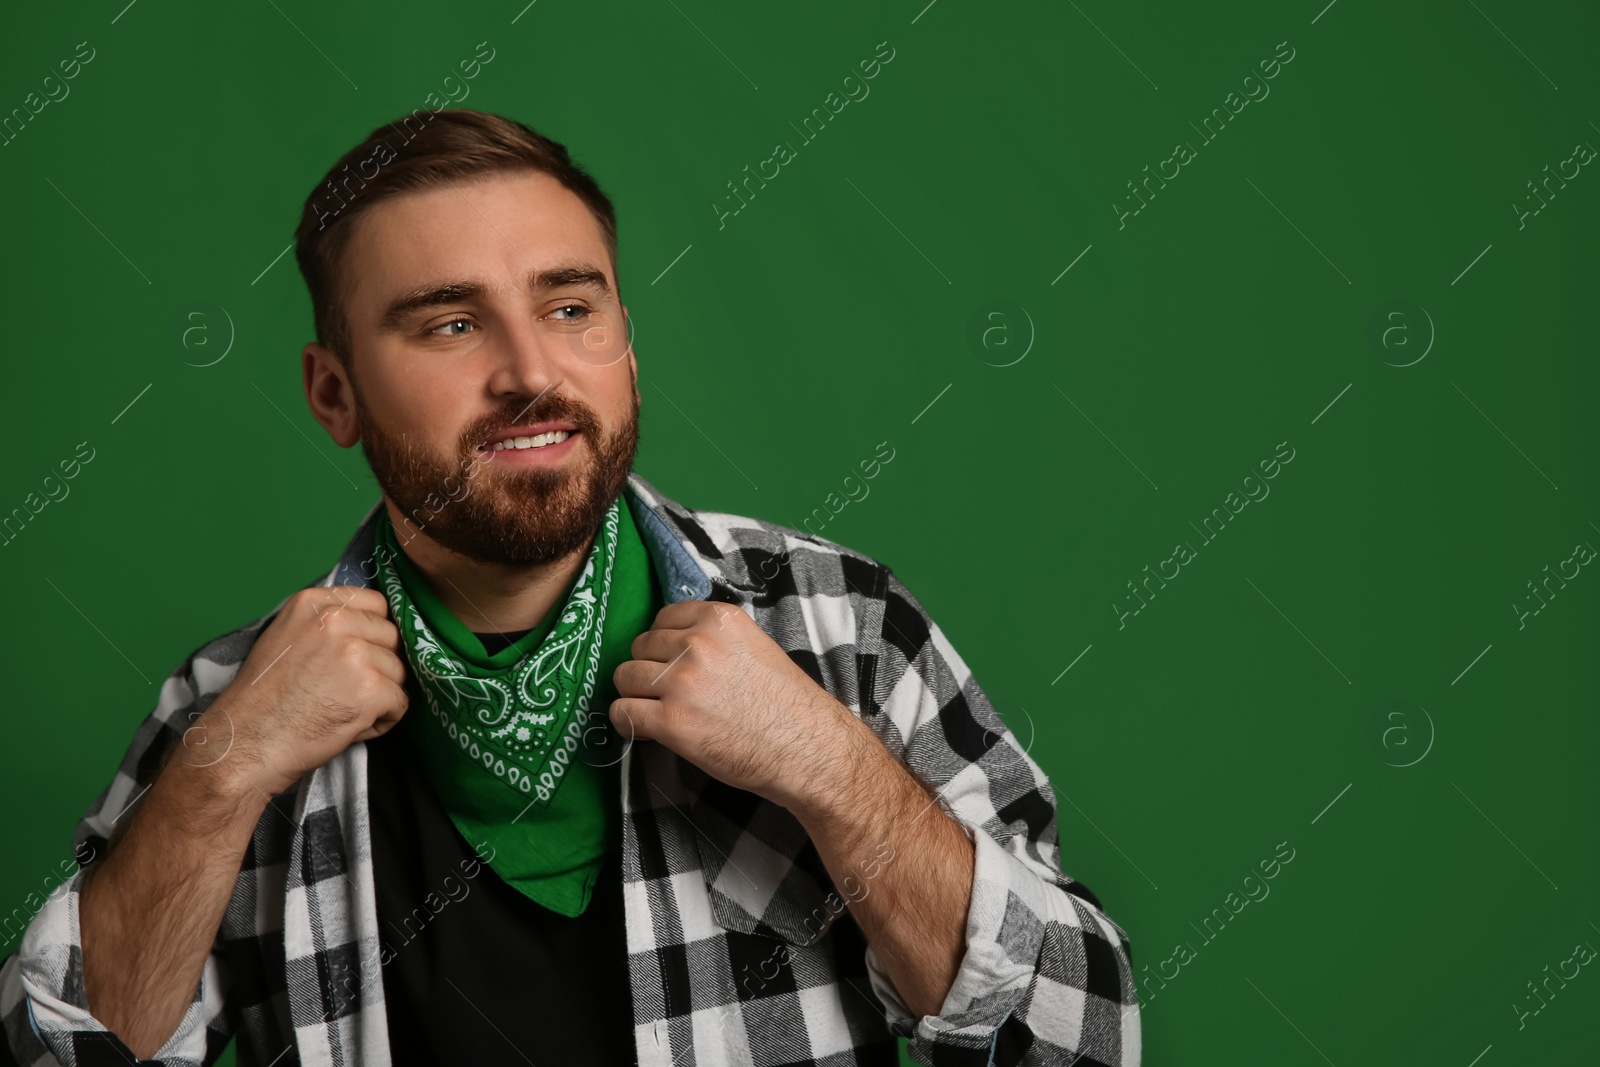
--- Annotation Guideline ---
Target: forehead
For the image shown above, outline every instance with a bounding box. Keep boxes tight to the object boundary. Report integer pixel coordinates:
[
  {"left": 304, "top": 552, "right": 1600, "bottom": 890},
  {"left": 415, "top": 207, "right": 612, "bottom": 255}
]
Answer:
[{"left": 342, "top": 170, "right": 612, "bottom": 313}]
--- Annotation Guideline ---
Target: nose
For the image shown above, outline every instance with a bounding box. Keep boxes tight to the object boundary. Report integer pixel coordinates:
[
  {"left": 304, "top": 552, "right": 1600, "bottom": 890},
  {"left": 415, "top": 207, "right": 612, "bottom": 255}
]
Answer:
[{"left": 486, "top": 314, "right": 566, "bottom": 400}]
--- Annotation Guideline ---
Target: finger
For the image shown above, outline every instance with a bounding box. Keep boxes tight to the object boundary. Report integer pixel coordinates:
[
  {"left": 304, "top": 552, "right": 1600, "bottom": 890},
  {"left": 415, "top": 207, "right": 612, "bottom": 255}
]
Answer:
[
  {"left": 607, "top": 698, "right": 661, "bottom": 744},
  {"left": 342, "top": 610, "right": 401, "bottom": 650},
  {"left": 628, "top": 627, "right": 684, "bottom": 664},
  {"left": 301, "top": 585, "right": 385, "bottom": 613},
  {"left": 331, "top": 586, "right": 390, "bottom": 612},
  {"left": 363, "top": 645, "right": 409, "bottom": 688},
  {"left": 357, "top": 680, "right": 410, "bottom": 739},
  {"left": 304, "top": 586, "right": 388, "bottom": 625},
  {"left": 640, "top": 601, "right": 708, "bottom": 631},
  {"left": 612, "top": 658, "right": 673, "bottom": 699},
  {"left": 352, "top": 715, "right": 398, "bottom": 743},
  {"left": 315, "top": 600, "right": 402, "bottom": 646}
]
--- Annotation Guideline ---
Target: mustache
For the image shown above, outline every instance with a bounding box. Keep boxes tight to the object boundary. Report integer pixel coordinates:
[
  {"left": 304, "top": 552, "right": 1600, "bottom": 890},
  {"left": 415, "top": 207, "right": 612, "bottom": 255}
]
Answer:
[{"left": 465, "top": 396, "right": 601, "bottom": 448}]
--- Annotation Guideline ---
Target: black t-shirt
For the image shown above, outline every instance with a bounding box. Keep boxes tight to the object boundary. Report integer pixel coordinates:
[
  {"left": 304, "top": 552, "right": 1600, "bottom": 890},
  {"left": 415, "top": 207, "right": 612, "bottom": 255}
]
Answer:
[{"left": 366, "top": 626, "right": 636, "bottom": 1066}]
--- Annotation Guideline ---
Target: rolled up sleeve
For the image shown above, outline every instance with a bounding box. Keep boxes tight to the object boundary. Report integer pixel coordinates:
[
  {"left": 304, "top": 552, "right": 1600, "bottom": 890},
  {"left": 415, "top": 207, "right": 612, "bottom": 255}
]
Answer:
[
  {"left": 2, "top": 651, "right": 237, "bottom": 1067},
  {"left": 862, "top": 570, "right": 1140, "bottom": 1066},
  {"left": 6, "top": 871, "right": 225, "bottom": 1067}
]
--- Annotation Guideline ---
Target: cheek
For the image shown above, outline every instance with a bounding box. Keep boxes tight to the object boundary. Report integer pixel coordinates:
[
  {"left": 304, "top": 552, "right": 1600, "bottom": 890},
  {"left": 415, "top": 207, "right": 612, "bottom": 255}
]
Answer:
[
  {"left": 371, "top": 372, "right": 477, "bottom": 453},
  {"left": 581, "top": 377, "right": 640, "bottom": 439}
]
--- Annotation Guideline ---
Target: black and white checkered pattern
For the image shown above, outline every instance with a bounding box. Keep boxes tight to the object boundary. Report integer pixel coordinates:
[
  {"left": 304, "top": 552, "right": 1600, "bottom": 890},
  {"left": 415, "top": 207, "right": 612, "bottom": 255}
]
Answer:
[{"left": 1, "top": 471, "right": 1140, "bottom": 1066}]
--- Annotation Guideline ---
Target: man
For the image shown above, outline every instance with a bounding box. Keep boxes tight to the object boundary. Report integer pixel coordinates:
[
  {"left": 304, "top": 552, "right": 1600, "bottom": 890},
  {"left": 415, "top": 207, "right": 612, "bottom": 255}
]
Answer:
[{"left": 0, "top": 108, "right": 1139, "bottom": 1066}]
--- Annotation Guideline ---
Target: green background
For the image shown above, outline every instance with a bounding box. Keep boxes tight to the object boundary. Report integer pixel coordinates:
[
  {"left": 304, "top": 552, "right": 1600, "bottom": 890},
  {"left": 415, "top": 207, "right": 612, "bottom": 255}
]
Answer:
[{"left": 3, "top": 0, "right": 1596, "bottom": 1063}]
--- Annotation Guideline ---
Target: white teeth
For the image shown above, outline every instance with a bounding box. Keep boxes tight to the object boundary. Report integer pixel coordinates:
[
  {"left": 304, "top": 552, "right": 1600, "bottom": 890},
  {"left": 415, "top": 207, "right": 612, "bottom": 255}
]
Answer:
[{"left": 491, "top": 430, "right": 571, "bottom": 451}]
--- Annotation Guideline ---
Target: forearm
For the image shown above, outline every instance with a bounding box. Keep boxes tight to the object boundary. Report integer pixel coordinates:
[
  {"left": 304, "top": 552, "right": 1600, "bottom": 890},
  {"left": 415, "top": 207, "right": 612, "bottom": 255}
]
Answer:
[
  {"left": 790, "top": 711, "right": 975, "bottom": 1020},
  {"left": 79, "top": 730, "right": 265, "bottom": 1058}
]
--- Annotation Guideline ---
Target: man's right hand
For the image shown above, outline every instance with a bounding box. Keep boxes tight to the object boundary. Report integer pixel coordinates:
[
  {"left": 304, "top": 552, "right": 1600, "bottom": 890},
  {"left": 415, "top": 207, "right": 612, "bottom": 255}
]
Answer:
[{"left": 185, "top": 585, "right": 411, "bottom": 802}]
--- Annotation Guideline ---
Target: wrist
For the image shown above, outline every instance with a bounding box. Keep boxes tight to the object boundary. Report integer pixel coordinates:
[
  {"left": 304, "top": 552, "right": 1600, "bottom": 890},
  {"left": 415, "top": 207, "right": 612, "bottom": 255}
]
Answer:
[
  {"left": 161, "top": 756, "right": 270, "bottom": 840},
  {"left": 161, "top": 705, "right": 272, "bottom": 823},
  {"left": 788, "top": 710, "right": 886, "bottom": 834}
]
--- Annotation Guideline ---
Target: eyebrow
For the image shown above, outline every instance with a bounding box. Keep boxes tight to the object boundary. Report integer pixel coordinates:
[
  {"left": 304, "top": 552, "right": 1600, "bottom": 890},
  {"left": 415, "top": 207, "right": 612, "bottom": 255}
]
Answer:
[{"left": 377, "top": 264, "right": 612, "bottom": 331}]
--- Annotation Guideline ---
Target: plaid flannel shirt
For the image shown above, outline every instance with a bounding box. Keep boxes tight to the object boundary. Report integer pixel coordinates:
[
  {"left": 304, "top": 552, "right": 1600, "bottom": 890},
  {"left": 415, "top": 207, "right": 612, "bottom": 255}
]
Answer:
[{"left": 1, "top": 470, "right": 1141, "bottom": 1066}]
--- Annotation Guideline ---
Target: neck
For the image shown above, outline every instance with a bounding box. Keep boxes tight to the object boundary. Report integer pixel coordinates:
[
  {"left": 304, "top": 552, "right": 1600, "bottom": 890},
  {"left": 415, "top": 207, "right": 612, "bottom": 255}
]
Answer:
[{"left": 383, "top": 502, "right": 596, "bottom": 634}]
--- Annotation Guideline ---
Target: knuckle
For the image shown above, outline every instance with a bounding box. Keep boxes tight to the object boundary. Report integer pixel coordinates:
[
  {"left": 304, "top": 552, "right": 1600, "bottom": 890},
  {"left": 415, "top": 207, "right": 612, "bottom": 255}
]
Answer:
[
  {"left": 355, "top": 587, "right": 387, "bottom": 611},
  {"left": 351, "top": 669, "right": 382, "bottom": 698}
]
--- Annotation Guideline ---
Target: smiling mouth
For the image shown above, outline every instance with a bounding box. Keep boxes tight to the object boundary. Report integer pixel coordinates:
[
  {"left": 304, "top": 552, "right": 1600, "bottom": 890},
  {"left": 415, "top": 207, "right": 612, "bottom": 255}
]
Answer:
[{"left": 480, "top": 430, "right": 577, "bottom": 453}]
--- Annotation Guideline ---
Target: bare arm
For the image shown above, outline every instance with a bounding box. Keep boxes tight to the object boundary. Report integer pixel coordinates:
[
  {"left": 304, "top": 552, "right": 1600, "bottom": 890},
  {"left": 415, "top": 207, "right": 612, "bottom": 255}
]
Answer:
[
  {"left": 790, "top": 718, "right": 976, "bottom": 1019},
  {"left": 78, "top": 725, "right": 267, "bottom": 1059},
  {"left": 75, "top": 584, "right": 409, "bottom": 1059}
]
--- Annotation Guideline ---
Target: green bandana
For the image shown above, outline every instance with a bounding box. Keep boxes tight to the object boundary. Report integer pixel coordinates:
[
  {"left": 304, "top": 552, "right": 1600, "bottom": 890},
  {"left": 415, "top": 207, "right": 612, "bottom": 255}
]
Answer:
[{"left": 372, "top": 494, "right": 662, "bottom": 916}]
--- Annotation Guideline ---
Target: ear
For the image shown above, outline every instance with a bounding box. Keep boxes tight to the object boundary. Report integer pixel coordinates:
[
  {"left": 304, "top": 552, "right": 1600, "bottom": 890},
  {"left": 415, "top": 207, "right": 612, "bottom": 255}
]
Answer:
[{"left": 304, "top": 342, "right": 361, "bottom": 448}]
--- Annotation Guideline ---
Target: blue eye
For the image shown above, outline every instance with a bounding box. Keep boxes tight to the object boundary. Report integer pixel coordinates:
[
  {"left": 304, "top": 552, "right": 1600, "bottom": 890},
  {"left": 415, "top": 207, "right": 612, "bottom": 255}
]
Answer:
[
  {"left": 429, "top": 318, "right": 474, "bottom": 337},
  {"left": 550, "top": 304, "right": 590, "bottom": 321}
]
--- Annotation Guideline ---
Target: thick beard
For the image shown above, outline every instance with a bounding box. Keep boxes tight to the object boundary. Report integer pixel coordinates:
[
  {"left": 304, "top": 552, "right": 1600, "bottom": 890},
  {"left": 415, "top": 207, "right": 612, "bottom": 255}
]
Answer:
[{"left": 353, "top": 382, "right": 640, "bottom": 567}]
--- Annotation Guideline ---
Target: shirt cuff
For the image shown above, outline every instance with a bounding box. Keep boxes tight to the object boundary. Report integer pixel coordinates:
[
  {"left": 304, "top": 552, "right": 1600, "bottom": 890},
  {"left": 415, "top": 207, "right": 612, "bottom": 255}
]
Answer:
[
  {"left": 13, "top": 867, "right": 215, "bottom": 1065},
  {"left": 862, "top": 818, "right": 1050, "bottom": 1047}
]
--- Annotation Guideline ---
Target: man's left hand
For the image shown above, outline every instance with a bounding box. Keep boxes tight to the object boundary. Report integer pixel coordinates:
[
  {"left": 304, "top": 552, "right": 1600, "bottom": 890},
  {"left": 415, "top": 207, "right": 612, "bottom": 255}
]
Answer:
[{"left": 608, "top": 600, "right": 870, "bottom": 813}]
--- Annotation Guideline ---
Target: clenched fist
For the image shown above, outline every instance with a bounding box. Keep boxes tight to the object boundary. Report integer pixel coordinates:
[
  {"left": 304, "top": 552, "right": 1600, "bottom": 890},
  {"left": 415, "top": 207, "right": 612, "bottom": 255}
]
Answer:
[
  {"left": 609, "top": 600, "right": 873, "bottom": 817},
  {"left": 181, "top": 586, "right": 411, "bottom": 800}
]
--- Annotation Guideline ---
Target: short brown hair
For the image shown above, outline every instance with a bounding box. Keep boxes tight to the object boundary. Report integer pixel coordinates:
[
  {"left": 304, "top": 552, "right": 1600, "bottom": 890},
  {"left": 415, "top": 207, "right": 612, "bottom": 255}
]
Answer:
[{"left": 293, "top": 108, "right": 619, "bottom": 367}]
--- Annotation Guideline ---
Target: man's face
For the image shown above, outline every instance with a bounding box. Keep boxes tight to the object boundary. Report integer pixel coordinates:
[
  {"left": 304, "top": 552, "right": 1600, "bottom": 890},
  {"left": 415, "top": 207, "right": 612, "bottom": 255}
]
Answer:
[{"left": 335, "top": 169, "right": 639, "bottom": 567}]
